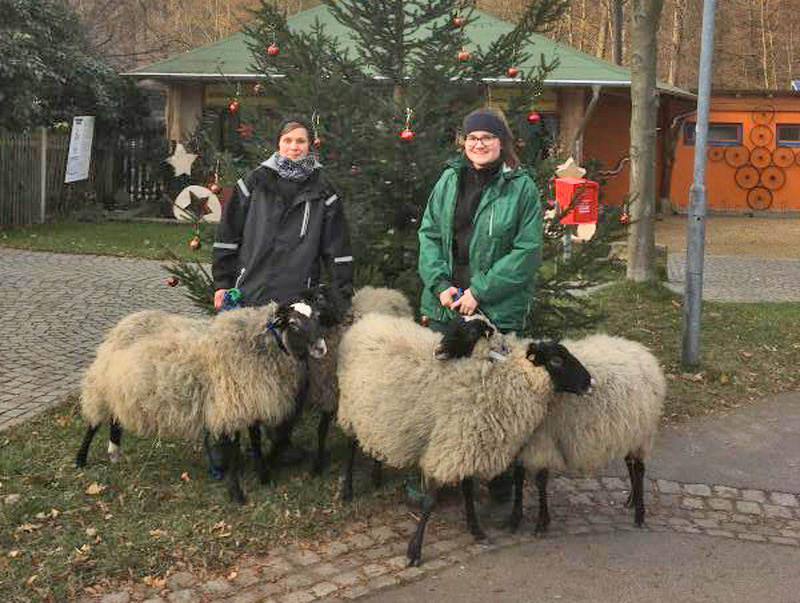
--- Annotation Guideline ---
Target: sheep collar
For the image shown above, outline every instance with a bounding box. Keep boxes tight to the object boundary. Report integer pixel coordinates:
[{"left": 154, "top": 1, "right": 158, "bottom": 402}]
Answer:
[{"left": 266, "top": 320, "right": 290, "bottom": 355}]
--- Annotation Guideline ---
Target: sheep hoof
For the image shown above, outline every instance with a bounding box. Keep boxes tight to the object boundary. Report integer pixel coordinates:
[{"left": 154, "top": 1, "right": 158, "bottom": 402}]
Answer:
[{"left": 406, "top": 550, "right": 422, "bottom": 567}]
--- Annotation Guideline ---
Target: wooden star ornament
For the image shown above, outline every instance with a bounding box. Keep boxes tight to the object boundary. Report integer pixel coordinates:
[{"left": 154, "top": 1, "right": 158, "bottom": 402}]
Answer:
[{"left": 166, "top": 143, "right": 198, "bottom": 177}]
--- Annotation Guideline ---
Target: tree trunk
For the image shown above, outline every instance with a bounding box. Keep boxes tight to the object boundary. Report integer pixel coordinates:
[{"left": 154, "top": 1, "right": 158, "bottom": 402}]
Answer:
[
  {"left": 627, "top": 0, "right": 664, "bottom": 282},
  {"left": 612, "top": 0, "right": 624, "bottom": 65},
  {"left": 667, "top": 0, "right": 685, "bottom": 85}
]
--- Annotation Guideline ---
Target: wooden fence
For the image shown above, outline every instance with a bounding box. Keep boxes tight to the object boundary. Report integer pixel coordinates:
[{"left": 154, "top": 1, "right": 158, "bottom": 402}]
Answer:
[{"left": 0, "top": 130, "right": 168, "bottom": 228}]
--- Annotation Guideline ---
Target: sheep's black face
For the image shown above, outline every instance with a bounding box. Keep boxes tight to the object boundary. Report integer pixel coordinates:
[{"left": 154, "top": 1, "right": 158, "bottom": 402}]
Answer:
[
  {"left": 302, "top": 284, "right": 345, "bottom": 329},
  {"left": 273, "top": 302, "right": 327, "bottom": 359},
  {"left": 435, "top": 316, "right": 496, "bottom": 360},
  {"left": 527, "top": 341, "right": 591, "bottom": 394}
]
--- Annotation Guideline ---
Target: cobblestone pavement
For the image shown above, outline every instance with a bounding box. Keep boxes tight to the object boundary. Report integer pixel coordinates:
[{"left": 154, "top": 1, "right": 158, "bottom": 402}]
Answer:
[
  {"left": 666, "top": 254, "right": 800, "bottom": 302},
  {"left": 0, "top": 248, "right": 200, "bottom": 431},
  {"left": 72, "top": 475, "right": 800, "bottom": 603}
]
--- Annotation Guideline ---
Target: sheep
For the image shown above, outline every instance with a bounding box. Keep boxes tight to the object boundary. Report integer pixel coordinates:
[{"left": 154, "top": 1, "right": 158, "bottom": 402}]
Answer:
[
  {"left": 335, "top": 313, "right": 591, "bottom": 566},
  {"left": 509, "top": 334, "right": 666, "bottom": 532},
  {"left": 300, "top": 286, "right": 414, "bottom": 474},
  {"left": 75, "top": 299, "right": 327, "bottom": 503}
]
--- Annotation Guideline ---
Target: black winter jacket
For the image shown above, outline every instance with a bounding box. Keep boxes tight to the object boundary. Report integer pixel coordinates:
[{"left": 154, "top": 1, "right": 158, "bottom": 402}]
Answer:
[{"left": 212, "top": 158, "right": 354, "bottom": 306}]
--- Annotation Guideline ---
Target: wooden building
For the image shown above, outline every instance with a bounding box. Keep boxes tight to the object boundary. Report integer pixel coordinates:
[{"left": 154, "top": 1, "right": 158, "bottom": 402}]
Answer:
[{"left": 125, "top": 4, "right": 694, "bottom": 207}]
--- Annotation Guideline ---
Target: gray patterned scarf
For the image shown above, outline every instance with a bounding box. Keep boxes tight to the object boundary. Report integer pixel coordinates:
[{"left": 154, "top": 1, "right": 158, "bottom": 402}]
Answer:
[{"left": 266, "top": 152, "right": 321, "bottom": 182}]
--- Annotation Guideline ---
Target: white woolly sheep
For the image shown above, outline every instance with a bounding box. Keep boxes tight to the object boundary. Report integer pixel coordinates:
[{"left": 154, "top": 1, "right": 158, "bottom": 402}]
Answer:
[
  {"left": 511, "top": 334, "right": 666, "bottom": 531},
  {"left": 301, "top": 286, "right": 414, "bottom": 474},
  {"left": 76, "top": 300, "right": 327, "bottom": 503},
  {"left": 336, "top": 313, "right": 590, "bottom": 566}
]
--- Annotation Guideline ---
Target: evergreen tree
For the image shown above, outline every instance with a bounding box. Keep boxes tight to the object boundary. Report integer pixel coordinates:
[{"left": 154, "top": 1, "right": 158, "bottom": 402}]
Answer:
[{"left": 171, "top": 0, "right": 628, "bottom": 337}]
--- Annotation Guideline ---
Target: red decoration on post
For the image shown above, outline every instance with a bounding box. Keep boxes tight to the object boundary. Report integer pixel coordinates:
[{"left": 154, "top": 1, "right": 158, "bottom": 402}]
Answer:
[
  {"left": 399, "top": 107, "right": 415, "bottom": 141},
  {"left": 165, "top": 276, "right": 180, "bottom": 287},
  {"left": 555, "top": 177, "right": 599, "bottom": 225},
  {"left": 209, "top": 183, "right": 222, "bottom": 195},
  {"left": 189, "top": 236, "right": 201, "bottom": 250},
  {"left": 312, "top": 137, "right": 322, "bottom": 149},
  {"left": 267, "top": 43, "right": 280, "bottom": 55},
  {"left": 507, "top": 67, "right": 519, "bottom": 77},
  {"left": 453, "top": 15, "right": 466, "bottom": 27},
  {"left": 227, "top": 99, "right": 239, "bottom": 113},
  {"left": 399, "top": 129, "right": 415, "bottom": 140},
  {"left": 458, "top": 49, "right": 471, "bottom": 61},
  {"left": 620, "top": 212, "right": 631, "bottom": 225},
  {"left": 527, "top": 111, "right": 541, "bottom": 124}
]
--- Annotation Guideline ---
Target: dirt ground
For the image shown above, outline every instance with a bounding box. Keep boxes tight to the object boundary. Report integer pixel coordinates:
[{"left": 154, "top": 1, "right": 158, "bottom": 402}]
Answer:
[{"left": 655, "top": 215, "right": 800, "bottom": 259}]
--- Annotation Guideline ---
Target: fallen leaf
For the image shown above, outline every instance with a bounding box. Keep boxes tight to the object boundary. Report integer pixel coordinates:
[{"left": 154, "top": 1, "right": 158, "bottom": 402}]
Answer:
[
  {"left": 86, "top": 527, "right": 98, "bottom": 537},
  {"left": 17, "top": 523, "right": 43, "bottom": 533},
  {"left": 142, "top": 575, "right": 167, "bottom": 589},
  {"left": 180, "top": 471, "right": 190, "bottom": 482},
  {"left": 8, "top": 550, "right": 21, "bottom": 558},
  {"left": 26, "top": 575, "right": 38, "bottom": 586},
  {"left": 226, "top": 569, "right": 239, "bottom": 581},
  {"left": 85, "top": 483, "right": 107, "bottom": 496}
]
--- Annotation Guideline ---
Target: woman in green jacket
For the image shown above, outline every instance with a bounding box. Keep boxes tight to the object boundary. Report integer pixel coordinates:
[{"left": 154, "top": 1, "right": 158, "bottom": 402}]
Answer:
[
  {"left": 417, "top": 107, "right": 544, "bottom": 503},
  {"left": 418, "top": 107, "right": 543, "bottom": 334}
]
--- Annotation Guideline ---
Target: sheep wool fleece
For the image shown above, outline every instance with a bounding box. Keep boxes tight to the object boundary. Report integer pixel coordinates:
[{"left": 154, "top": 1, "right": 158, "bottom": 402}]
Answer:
[
  {"left": 307, "top": 287, "right": 414, "bottom": 414},
  {"left": 336, "top": 313, "right": 554, "bottom": 484},
  {"left": 519, "top": 334, "right": 666, "bottom": 475},
  {"left": 80, "top": 304, "right": 305, "bottom": 439}
]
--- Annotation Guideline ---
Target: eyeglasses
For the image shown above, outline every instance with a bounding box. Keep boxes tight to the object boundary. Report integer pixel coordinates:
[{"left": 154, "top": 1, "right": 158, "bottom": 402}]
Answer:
[{"left": 465, "top": 134, "right": 498, "bottom": 146}]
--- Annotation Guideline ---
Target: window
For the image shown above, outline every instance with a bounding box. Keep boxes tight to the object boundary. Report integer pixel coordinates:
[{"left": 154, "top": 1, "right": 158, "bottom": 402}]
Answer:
[
  {"left": 683, "top": 122, "right": 742, "bottom": 147},
  {"left": 777, "top": 124, "right": 800, "bottom": 147}
]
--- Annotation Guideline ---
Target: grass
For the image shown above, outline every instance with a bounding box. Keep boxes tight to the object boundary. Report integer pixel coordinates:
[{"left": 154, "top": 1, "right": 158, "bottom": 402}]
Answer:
[
  {"left": 2, "top": 221, "right": 800, "bottom": 601},
  {"left": 0, "top": 220, "right": 214, "bottom": 262},
  {"left": 0, "top": 404, "right": 408, "bottom": 602}
]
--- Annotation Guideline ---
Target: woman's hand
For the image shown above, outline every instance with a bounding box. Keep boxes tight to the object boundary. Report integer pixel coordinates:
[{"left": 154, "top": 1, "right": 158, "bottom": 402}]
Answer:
[
  {"left": 438, "top": 286, "right": 460, "bottom": 309},
  {"left": 213, "top": 289, "right": 227, "bottom": 311},
  {"left": 451, "top": 288, "right": 478, "bottom": 315}
]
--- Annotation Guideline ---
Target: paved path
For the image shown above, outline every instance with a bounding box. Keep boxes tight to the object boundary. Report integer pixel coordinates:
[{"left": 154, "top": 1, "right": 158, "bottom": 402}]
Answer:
[
  {"left": 0, "top": 248, "right": 200, "bottom": 431},
  {"left": 666, "top": 254, "right": 800, "bottom": 302}
]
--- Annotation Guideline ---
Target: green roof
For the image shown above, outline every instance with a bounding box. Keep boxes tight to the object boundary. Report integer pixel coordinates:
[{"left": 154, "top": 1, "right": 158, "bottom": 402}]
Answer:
[{"left": 126, "top": 4, "right": 692, "bottom": 98}]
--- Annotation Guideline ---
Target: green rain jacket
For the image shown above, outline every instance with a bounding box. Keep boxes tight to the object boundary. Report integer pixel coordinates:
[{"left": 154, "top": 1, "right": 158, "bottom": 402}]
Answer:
[{"left": 418, "top": 157, "right": 543, "bottom": 333}]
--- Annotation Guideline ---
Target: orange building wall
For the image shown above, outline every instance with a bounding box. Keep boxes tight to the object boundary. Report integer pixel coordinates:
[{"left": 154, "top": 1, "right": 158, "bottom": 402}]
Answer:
[
  {"left": 582, "top": 91, "right": 669, "bottom": 208},
  {"left": 671, "top": 96, "right": 800, "bottom": 212}
]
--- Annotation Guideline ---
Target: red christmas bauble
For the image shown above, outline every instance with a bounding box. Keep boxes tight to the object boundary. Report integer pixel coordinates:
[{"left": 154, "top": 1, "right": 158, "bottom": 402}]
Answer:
[
  {"left": 458, "top": 49, "right": 471, "bottom": 61},
  {"left": 453, "top": 15, "right": 466, "bottom": 27},
  {"left": 620, "top": 212, "right": 631, "bottom": 225},
  {"left": 350, "top": 165, "right": 360, "bottom": 175},
  {"left": 228, "top": 99, "right": 239, "bottom": 113},
  {"left": 527, "top": 111, "right": 541, "bottom": 124},
  {"left": 312, "top": 137, "right": 322, "bottom": 149},
  {"left": 507, "top": 67, "right": 519, "bottom": 77},
  {"left": 209, "top": 183, "right": 222, "bottom": 195},
  {"left": 267, "top": 43, "right": 280, "bottom": 55},
  {"left": 399, "top": 129, "right": 415, "bottom": 140},
  {"left": 189, "top": 236, "right": 201, "bottom": 250},
  {"left": 165, "top": 276, "right": 180, "bottom": 287}
]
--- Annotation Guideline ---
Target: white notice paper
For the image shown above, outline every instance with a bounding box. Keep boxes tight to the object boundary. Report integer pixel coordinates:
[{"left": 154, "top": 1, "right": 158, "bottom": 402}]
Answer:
[{"left": 64, "top": 116, "right": 95, "bottom": 183}]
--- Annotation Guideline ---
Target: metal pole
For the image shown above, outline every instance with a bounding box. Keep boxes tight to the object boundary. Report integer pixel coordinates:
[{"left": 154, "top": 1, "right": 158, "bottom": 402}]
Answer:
[
  {"left": 681, "top": 0, "right": 716, "bottom": 367},
  {"left": 40, "top": 126, "right": 47, "bottom": 224}
]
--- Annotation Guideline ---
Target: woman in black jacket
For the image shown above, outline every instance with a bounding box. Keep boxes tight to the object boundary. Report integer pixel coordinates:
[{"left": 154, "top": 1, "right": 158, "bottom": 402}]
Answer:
[{"left": 209, "top": 116, "right": 354, "bottom": 474}]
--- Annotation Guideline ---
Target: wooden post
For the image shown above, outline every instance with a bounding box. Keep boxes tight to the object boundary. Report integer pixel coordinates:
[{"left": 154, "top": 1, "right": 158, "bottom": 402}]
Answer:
[{"left": 40, "top": 126, "right": 47, "bottom": 224}]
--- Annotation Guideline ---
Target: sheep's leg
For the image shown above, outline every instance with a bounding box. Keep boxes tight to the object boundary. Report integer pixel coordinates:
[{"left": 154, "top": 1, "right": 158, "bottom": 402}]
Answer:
[
  {"left": 407, "top": 482, "right": 439, "bottom": 567},
  {"left": 269, "top": 376, "right": 309, "bottom": 465},
  {"left": 507, "top": 463, "right": 526, "bottom": 532},
  {"left": 249, "top": 422, "right": 269, "bottom": 484},
  {"left": 534, "top": 468, "right": 551, "bottom": 534},
  {"left": 107, "top": 420, "right": 122, "bottom": 463},
  {"left": 342, "top": 438, "right": 357, "bottom": 503},
  {"left": 76, "top": 423, "right": 100, "bottom": 467},
  {"left": 371, "top": 460, "right": 383, "bottom": 489},
  {"left": 311, "top": 411, "right": 333, "bottom": 475},
  {"left": 219, "top": 433, "right": 246, "bottom": 504},
  {"left": 461, "top": 477, "right": 487, "bottom": 541},
  {"left": 625, "top": 453, "right": 646, "bottom": 526}
]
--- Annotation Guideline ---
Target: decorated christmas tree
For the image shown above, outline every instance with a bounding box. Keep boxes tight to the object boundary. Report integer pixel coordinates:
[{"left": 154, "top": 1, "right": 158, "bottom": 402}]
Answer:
[{"left": 167, "top": 0, "right": 627, "bottom": 336}]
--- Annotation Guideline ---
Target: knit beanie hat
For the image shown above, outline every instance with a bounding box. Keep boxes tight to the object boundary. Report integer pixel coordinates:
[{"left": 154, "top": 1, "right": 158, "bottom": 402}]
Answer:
[
  {"left": 462, "top": 109, "right": 507, "bottom": 142},
  {"left": 275, "top": 116, "right": 313, "bottom": 145}
]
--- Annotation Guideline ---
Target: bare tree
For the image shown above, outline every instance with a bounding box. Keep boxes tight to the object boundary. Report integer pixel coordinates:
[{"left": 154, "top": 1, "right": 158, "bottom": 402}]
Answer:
[{"left": 627, "top": 0, "right": 664, "bottom": 282}]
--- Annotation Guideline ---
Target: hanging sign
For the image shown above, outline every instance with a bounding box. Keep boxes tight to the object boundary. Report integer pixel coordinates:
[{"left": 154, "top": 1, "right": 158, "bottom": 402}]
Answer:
[{"left": 64, "top": 116, "right": 95, "bottom": 183}]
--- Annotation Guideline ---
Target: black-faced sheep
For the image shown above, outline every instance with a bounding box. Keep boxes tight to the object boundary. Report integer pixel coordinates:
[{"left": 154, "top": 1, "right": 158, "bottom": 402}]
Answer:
[
  {"left": 335, "top": 313, "right": 590, "bottom": 566},
  {"left": 510, "top": 334, "right": 666, "bottom": 531},
  {"left": 75, "top": 299, "right": 327, "bottom": 503}
]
